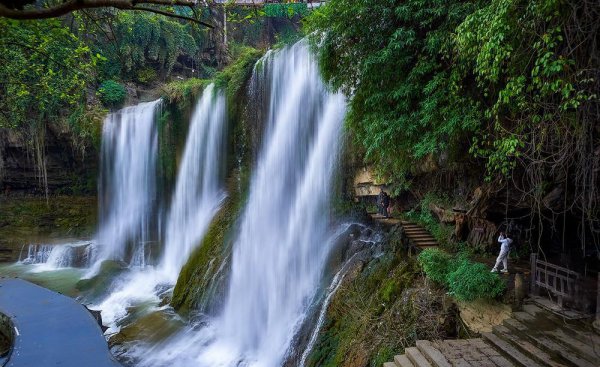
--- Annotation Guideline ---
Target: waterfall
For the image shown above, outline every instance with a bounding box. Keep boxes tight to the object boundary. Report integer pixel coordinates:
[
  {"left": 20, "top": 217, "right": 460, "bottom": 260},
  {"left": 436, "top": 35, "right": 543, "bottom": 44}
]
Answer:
[
  {"left": 95, "top": 100, "right": 160, "bottom": 267},
  {"left": 136, "top": 40, "right": 347, "bottom": 367},
  {"left": 20, "top": 242, "right": 94, "bottom": 271},
  {"left": 216, "top": 41, "right": 345, "bottom": 366},
  {"left": 160, "top": 84, "right": 227, "bottom": 282},
  {"left": 92, "top": 86, "right": 227, "bottom": 331}
]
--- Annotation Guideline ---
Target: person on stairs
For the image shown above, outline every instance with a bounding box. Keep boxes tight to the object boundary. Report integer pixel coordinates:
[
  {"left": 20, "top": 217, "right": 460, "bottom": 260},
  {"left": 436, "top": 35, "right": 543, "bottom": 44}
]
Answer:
[
  {"left": 382, "top": 191, "right": 390, "bottom": 218},
  {"left": 377, "top": 189, "right": 386, "bottom": 217},
  {"left": 491, "top": 231, "right": 512, "bottom": 273}
]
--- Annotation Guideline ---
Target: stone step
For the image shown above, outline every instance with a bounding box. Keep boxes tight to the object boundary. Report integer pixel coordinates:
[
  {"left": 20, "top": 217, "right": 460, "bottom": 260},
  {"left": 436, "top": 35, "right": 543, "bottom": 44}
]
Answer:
[
  {"left": 407, "top": 235, "right": 436, "bottom": 241},
  {"left": 415, "top": 340, "right": 451, "bottom": 367},
  {"left": 504, "top": 312, "right": 600, "bottom": 365},
  {"left": 383, "top": 362, "right": 397, "bottom": 367},
  {"left": 493, "top": 325, "right": 568, "bottom": 367},
  {"left": 394, "top": 354, "right": 415, "bottom": 367},
  {"left": 405, "top": 231, "right": 431, "bottom": 236},
  {"left": 407, "top": 232, "right": 435, "bottom": 238},
  {"left": 405, "top": 347, "right": 433, "bottom": 367},
  {"left": 412, "top": 241, "right": 438, "bottom": 247},
  {"left": 501, "top": 318, "right": 596, "bottom": 367},
  {"left": 523, "top": 303, "right": 600, "bottom": 347},
  {"left": 409, "top": 237, "right": 437, "bottom": 243},
  {"left": 546, "top": 328, "right": 600, "bottom": 364},
  {"left": 482, "top": 332, "right": 543, "bottom": 367}
]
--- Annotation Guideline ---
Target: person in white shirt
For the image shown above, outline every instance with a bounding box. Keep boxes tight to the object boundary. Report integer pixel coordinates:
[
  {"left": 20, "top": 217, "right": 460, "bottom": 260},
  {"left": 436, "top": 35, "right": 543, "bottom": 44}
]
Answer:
[{"left": 491, "top": 231, "right": 512, "bottom": 273}]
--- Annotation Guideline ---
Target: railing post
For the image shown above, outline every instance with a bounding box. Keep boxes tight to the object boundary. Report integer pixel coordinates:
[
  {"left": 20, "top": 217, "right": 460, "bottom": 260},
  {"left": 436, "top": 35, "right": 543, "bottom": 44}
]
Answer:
[
  {"left": 530, "top": 253, "right": 538, "bottom": 296},
  {"left": 595, "top": 273, "right": 600, "bottom": 332}
]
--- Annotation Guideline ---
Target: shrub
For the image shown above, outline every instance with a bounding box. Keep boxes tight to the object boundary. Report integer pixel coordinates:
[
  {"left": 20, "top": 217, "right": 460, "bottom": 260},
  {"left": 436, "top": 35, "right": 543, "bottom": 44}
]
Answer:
[
  {"left": 98, "top": 80, "right": 127, "bottom": 108},
  {"left": 418, "top": 249, "right": 506, "bottom": 301},
  {"left": 417, "top": 248, "right": 452, "bottom": 284},
  {"left": 136, "top": 67, "right": 158, "bottom": 85},
  {"left": 447, "top": 257, "right": 506, "bottom": 301}
]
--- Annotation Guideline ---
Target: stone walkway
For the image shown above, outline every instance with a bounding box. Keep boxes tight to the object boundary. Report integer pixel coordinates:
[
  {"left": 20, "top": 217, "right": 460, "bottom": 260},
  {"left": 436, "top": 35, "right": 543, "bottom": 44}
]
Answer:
[
  {"left": 384, "top": 301, "right": 599, "bottom": 367},
  {"left": 0, "top": 278, "right": 121, "bottom": 367}
]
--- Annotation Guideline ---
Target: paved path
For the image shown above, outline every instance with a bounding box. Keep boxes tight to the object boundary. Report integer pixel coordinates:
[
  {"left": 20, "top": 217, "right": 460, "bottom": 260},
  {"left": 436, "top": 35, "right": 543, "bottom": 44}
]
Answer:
[
  {"left": 0, "top": 278, "right": 121, "bottom": 367},
  {"left": 384, "top": 301, "right": 599, "bottom": 367}
]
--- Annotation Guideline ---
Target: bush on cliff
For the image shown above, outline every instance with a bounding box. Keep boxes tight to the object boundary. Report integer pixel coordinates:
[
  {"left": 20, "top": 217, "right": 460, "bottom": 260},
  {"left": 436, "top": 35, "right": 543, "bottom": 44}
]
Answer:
[
  {"left": 98, "top": 80, "right": 127, "bottom": 108},
  {"left": 418, "top": 248, "right": 505, "bottom": 301}
]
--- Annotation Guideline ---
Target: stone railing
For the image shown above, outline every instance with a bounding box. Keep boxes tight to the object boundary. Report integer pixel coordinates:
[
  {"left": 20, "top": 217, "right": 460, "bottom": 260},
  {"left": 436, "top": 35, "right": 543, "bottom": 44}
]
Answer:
[{"left": 529, "top": 253, "right": 583, "bottom": 308}]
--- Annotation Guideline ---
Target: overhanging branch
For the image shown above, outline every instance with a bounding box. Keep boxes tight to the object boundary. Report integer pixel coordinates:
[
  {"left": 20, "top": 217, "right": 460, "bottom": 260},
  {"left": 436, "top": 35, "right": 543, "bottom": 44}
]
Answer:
[{"left": 0, "top": 0, "right": 215, "bottom": 27}]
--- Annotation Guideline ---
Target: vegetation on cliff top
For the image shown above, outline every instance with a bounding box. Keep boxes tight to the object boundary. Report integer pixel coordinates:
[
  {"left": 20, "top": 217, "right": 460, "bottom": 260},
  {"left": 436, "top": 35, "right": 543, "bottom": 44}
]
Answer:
[{"left": 307, "top": 0, "right": 599, "bottom": 244}]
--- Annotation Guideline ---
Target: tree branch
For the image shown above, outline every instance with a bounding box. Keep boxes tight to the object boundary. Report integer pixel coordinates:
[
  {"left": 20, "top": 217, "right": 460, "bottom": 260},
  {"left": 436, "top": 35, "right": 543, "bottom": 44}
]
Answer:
[{"left": 0, "top": 0, "right": 215, "bottom": 27}]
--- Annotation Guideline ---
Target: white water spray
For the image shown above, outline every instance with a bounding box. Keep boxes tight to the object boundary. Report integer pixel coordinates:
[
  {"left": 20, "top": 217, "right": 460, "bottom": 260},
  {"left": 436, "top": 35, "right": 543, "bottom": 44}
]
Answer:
[
  {"left": 137, "top": 40, "right": 347, "bottom": 367},
  {"left": 160, "top": 84, "right": 227, "bottom": 282},
  {"left": 95, "top": 100, "right": 160, "bottom": 266},
  {"left": 93, "top": 86, "right": 227, "bottom": 331}
]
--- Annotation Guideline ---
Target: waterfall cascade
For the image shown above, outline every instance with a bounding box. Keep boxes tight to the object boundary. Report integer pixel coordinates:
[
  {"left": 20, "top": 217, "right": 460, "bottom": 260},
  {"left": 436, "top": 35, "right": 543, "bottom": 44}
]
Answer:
[
  {"left": 19, "top": 242, "right": 94, "bottom": 270},
  {"left": 95, "top": 100, "right": 161, "bottom": 267},
  {"left": 136, "top": 40, "right": 347, "bottom": 367},
  {"left": 160, "top": 84, "right": 227, "bottom": 282},
  {"left": 92, "top": 85, "right": 227, "bottom": 331},
  {"left": 216, "top": 41, "right": 346, "bottom": 366}
]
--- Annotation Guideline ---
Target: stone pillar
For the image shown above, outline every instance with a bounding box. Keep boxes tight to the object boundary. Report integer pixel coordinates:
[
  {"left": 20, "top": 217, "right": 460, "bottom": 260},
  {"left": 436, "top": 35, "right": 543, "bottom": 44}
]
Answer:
[
  {"left": 594, "top": 273, "right": 600, "bottom": 332},
  {"left": 530, "top": 253, "right": 538, "bottom": 296},
  {"left": 514, "top": 273, "right": 526, "bottom": 308}
]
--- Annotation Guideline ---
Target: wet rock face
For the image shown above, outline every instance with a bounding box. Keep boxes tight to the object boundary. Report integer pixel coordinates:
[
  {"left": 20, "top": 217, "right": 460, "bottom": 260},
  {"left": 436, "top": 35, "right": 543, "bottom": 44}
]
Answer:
[{"left": 0, "top": 125, "right": 97, "bottom": 196}]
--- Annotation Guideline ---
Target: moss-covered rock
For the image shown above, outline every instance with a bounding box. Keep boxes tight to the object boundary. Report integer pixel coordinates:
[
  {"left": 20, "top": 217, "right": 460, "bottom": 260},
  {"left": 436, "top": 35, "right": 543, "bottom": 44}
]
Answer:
[
  {"left": 76, "top": 260, "right": 127, "bottom": 299},
  {"left": 171, "top": 169, "right": 248, "bottom": 313},
  {"left": 305, "top": 228, "right": 454, "bottom": 367}
]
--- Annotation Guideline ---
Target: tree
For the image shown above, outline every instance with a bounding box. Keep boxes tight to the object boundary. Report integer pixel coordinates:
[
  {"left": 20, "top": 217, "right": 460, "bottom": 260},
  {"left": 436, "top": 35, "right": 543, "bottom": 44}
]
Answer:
[{"left": 306, "top": 0, "right": 480, "bottom": 189}]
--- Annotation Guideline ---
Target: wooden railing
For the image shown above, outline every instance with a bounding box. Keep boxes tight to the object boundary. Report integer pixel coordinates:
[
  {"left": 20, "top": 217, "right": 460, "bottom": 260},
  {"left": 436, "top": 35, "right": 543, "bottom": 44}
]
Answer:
[{"left": 530, "top": 253, "right": 582, "bottom": 308}]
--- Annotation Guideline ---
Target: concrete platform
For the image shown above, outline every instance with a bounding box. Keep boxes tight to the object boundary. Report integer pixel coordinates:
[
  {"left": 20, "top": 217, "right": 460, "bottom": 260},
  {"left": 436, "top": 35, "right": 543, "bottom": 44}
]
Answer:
[{"left": 0, "top": 278, "right": 121, "bottom": 367}]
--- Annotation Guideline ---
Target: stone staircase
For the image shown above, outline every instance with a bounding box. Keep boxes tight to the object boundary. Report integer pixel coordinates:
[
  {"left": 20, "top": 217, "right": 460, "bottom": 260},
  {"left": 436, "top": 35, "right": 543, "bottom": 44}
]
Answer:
[
  {"left": 384, "top": 302, "right": 600, "bottom": 367},
  {"left": 369, "top": 214, "right": 439, "bottom": 251},
  {"left": 400, "top": 221, "right": 438, "bottom": 251}
]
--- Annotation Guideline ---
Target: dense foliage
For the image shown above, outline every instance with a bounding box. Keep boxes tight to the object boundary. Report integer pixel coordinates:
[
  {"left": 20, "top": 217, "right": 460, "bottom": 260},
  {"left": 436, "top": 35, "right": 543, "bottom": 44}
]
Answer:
[
  {"left": 0, "top": 18, "right": 99, "bottom": 129},
  {"left": 308, "top": 0, "right": 599, "bottom": 252},
  {"left": 418, "top": 248, "right": 506, "bottom": 301},
  {"left": 264, "top": 3, "right": 308, "bottom": 18},
  {"left": 78, "top": 10, "right": 207, "bottom": 81},
  {"left": 98, "top": 80, "right": 127, "bottom": 108},
  {"left": 306, "top": 0, "right": 481, "bottom": 187},
  {"left": 307, "top": 0, "right": 598, "bottom": 197}
]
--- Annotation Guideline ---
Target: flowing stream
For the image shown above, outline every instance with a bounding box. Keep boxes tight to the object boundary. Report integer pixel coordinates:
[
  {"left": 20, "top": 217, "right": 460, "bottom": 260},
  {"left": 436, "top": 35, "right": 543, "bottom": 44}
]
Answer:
[{"left": 134, "top": 40, "right": 347, "bottom": 367}]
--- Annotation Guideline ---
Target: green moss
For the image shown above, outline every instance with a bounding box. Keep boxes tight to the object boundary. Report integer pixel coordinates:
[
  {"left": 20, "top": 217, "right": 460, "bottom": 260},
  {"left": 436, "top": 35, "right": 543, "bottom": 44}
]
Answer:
[
  {"left": 307, "top": 250, "right": 433, "bottom": 367},
  {"left": 171, "top": 169, "right": 249, "bottom": 312},
  {"left": 161, "top": 78, "right": 209, "bottom": 107},
  {"left": 214, "top": 45, "right": 263, "bottom": 115},
  {"left": 0, "top": 196, "right": 97, "bottom": 246}
]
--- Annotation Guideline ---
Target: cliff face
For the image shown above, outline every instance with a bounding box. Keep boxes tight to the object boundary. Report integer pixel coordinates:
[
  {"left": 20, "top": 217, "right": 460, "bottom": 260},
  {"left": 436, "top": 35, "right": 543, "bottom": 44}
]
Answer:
[{"left": 0, "top": 124, "right": 98, "bottom": 196}]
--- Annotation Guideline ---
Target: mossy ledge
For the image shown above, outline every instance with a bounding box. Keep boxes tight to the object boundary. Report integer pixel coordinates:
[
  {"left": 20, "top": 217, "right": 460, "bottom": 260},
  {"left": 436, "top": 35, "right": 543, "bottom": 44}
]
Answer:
[
  {"left": 305, "top": 225, "right": 457, "bottom": 367},
  {"left": 171, "top": 169, "right": 248, "bottom": 313}
]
